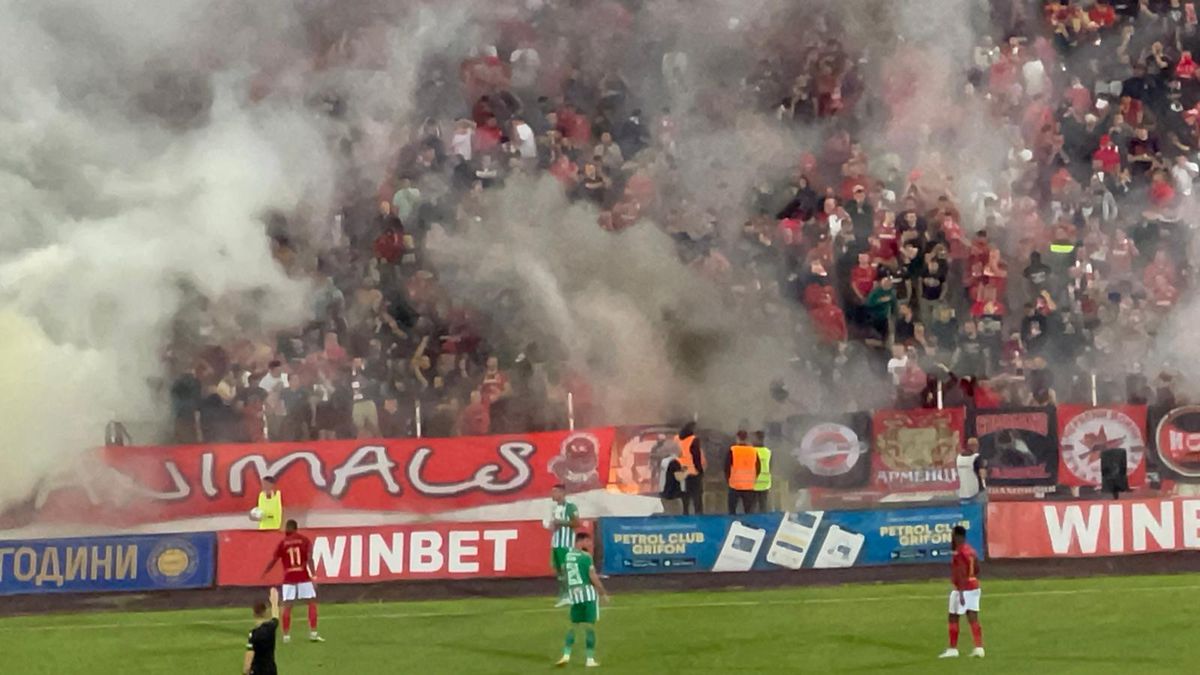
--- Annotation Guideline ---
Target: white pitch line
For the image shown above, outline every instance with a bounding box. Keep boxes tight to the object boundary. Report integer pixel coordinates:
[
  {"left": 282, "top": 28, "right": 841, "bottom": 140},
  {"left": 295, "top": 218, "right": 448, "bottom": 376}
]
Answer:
[{"left": 0, "top": 582, "right": 1197, "bottom": 633}]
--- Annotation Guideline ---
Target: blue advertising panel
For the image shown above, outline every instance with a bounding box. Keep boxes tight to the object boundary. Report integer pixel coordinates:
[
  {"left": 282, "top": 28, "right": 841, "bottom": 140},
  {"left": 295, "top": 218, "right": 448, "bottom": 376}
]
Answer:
[
  {"left": 0, "top": 532, "right": 215, "bottom": 595},
  {"left": 600, "top": 503, "right": 983, "bottom": 575}
]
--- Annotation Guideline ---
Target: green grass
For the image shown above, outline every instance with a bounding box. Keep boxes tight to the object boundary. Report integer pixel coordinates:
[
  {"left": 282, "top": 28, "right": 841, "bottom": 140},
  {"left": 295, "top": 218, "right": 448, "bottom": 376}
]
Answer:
[{"left": 0, "top": 574, "right": 1195, "bottom": 673}]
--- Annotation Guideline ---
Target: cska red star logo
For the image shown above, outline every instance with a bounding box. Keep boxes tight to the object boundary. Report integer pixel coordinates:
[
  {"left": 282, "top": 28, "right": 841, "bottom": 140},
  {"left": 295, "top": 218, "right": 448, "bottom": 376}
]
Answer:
[
  {"left": 1061, "top": 408, "right": 1146, "bottom": 485},
  {"left": 1080, "top": 427, "right": 1125, "bottom": 457}
]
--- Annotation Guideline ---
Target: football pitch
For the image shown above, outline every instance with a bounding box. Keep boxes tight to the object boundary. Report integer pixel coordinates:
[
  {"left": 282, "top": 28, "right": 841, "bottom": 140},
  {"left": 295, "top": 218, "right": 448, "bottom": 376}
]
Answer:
[{"left": 0, "top": 573, "right": 1194, "bottom": 674}]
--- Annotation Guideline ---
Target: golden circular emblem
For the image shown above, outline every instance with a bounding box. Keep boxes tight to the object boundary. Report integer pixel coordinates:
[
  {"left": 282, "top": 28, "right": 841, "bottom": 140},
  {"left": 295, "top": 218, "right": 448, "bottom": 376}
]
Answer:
[{"left": 155, "top": 548, "right": 191, "bottom": 578}]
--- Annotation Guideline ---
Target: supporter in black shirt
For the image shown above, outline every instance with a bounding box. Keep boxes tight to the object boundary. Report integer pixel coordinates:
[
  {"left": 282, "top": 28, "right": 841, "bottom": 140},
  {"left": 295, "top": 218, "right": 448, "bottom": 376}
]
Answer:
[
  {"left": 776, "top": 175, "right": 819, "bottom": 221},
  {"left": 894, "top": 303, "right": 917, "bottom": 345},
  {"left": 244, "top": 589, "right": 279, "bottom": 675},
  {"left": 845, "top": 184, "right": 874, "bottom": 239},
  {"left": 1023, "top": 252, "right": 1052, "bottom": 297}
]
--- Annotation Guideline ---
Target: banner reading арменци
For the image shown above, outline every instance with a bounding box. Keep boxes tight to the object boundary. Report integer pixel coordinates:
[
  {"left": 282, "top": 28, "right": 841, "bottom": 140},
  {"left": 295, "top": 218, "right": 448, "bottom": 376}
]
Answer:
[{"left": 599, "top": 503, "right": 983, "bottom": 575}]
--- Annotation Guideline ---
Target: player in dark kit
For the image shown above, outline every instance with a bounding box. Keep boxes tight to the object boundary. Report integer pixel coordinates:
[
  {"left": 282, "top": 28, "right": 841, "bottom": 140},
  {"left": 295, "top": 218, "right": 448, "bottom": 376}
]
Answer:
[
  {"left": 939, "top": 525, "right": 984, "bottom": 659},
  {"left": 244, "top": 587, "right": 280, "bottom": 675},
  {"left": 262, "top": 519, "right": 323, "bottom": 643}
]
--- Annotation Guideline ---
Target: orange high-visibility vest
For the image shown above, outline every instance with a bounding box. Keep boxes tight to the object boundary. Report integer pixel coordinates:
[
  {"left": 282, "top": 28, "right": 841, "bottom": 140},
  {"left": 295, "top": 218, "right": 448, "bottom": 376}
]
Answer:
[
  {"left": 676, "top": 435, "right": 701, "bottom": 475},
  {"left": 728, "top": 445, "right": 758, "bottom": 490}
]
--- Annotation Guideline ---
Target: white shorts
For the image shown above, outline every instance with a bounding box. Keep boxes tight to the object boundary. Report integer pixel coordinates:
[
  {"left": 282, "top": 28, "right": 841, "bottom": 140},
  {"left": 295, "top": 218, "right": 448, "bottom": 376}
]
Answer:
[
  {"left": 948, "top": 588, "right": 981, "bottom": 615},
  {"left": 282, "top": 582, "right": 316, "bottom": 602}
]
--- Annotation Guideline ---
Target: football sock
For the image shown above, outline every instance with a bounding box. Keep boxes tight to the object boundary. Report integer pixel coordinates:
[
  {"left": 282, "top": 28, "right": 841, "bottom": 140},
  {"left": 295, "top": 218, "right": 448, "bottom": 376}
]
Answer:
[
  {"left": 969, "top": 621, "right": 983, "bottom": 647},
  {"left": 585, "top": 628, "right": 596, "bottom": 659},
  {"left": 282, "top": 606, "right": 292, "bottom": 634},
  {"left": 948, "top": 621, "right": 959, "bottom": 648},
  {"left": 558, "top": 572, "right": 567, "bottom": 599},
  {"left": 308, "top": 603, "right": 318, "bottom": 631},
  {"left": 563, "top": 628, "right": 576, "bottom": 656}
]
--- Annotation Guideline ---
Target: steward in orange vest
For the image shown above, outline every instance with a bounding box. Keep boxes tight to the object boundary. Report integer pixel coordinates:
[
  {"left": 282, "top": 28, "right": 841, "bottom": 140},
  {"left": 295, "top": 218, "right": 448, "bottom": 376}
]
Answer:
[
  {"left": 675, "top": 422, "right": 705, "bottom": 515},
  {"left": 725, "top": 431, "right": 762, "bottom": 515}
]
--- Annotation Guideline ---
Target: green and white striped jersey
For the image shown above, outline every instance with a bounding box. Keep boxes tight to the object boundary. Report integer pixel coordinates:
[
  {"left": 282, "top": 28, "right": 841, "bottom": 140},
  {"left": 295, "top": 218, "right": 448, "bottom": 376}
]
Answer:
[
  {"left": 564, "top": 549, "right": 597, "bottom": 603},
  {"left": 551, "top": 501, "right": 579, "bottom": 549}
]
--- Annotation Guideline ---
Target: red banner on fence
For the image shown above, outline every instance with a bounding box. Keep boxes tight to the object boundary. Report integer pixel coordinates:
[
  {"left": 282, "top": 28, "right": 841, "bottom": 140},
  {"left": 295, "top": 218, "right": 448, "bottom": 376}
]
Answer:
[
  {"left": 988, "top": 499, "right": 1200, "bottom": 558},
  {"left": 870, "top": 408, "right": 964, "bottom": 492},
  {"left": 217, "top": 521, "right": 553, "bottom": 585},
  {"left": 25, "top": 429, "right": 613, "bottom": 526},
  {"left": 1056, "top": 405, "right": 1147, "bottom": 488},
  {"left": 607, "top": 425, "right": 680, "bottom": 496}
]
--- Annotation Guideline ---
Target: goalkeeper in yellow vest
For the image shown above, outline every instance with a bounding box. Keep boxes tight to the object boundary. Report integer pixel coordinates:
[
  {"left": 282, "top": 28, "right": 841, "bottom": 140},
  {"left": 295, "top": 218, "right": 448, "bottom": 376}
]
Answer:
[
  {"left": 257, "top": 475, "right": 283, "bottom": 530},
  {"left": 555, "top": 531, "right": 609, "bottom": 668}
]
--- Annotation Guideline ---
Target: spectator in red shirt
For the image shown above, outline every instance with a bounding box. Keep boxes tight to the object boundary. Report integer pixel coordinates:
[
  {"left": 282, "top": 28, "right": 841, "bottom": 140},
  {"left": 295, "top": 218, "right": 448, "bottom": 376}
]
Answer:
[
  {"left": 557, "top": 104, "right": 592, "bottom": 148},
  {"left": 1088, "top": 0, "right": 1116, "bottom": 28},
  {"left": 1177, "top": 51, "right": 1198, "bottom": 80},
  {"left": 479, "top": 356, "right": 511, "bottom": 404},
  {"left": 458, "top": 389, "right": 491, "bottom": 436},
  {"left": 474, "top": 116, "right": 503, "bottom": 154},
  {"left": 809, "top": 289, "right": 847, "bottom": 343},
  {"left": 373, "top": 225, "right": 405, "bottom": 264},
  {"left": 1092, "top": 134, "right": 1121, "bottom": 174},
  {"left": 1143, "top": 250, "right": 1178, "bottom": 289},
  {"left": 849, "top": 253, "right": 878, "bottom": 304},
  {"left": 967, "top": 231, "right": 991, "bottom": 271},
  {"left": 1149, "top": 170, "right": 1176, "bottom": 208},
  {"left": 802, "top": 260, "right": 834, "bottom": 309},
  {"left": 1065, "top": 76, "right": 1092, "bottom": 114},
  {"left": 549, "top": 150, "right": 579, "bottom": 187},
  {"left": 778, "top": 216, "right": 803, "bottom": 246},
  {"left": 972, "top": 377, "right": 1002, "bottom": 409},
  {"left": 1107, "top": 228, "right": 1138, "bottom": 280}
]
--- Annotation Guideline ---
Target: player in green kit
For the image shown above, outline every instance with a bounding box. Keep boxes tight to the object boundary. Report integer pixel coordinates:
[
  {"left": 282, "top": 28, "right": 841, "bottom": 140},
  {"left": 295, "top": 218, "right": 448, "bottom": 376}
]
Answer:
[
  {"left": 548, "top": 484, "right": 580, "bottom": 607},
  {"left": 556, "top": 532, "right": 609, "bottom": 668}
]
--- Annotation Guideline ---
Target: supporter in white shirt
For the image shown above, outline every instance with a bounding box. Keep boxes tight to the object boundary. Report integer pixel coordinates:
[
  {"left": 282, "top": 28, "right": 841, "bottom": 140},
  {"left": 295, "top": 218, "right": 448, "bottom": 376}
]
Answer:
[
  {"left": 957, "top": 438, "right": 986, "bottom": 501},
  {"left": 511, "top": 45, "right": 541, "bottom": 90},
  {"left": 886, "top": 344, "right": 908, "bottom": 385},
  {"left": 973, "top": 36, "right": 1000, "bottom": 71},
  {"left": 450, "top": 119, "right": 475, "bottom": 161},
  {"left": 1021, "top": 58, "right": 1047, "bottom": 97},
  {"left": 512, "top": 116, "right": 537, "bottom": 159},
  {"left": 592, "top": 131, "right": 624, "bottom": 173},
  {"left": 1171, "top": 155, "right": 1198, "bottom": 197},
  {"left": 258, "top": 361, "right": 288, "bottom": 395}
]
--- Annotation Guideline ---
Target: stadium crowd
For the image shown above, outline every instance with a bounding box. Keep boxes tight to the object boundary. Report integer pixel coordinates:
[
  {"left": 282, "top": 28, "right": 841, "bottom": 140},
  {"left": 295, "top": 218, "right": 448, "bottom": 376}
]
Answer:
[{"left": 163, "top": 0, "right": 1196, "bottom": 445}]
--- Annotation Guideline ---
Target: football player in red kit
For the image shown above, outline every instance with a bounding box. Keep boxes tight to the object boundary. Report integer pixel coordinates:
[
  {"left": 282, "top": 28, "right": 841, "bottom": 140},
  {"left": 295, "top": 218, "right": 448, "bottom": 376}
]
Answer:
[
  {"left": 939, "top": 525, "right": 983, "bottom": 658},
  {"left": 262, "top": 519, "right": 324, "bottom": 643}
]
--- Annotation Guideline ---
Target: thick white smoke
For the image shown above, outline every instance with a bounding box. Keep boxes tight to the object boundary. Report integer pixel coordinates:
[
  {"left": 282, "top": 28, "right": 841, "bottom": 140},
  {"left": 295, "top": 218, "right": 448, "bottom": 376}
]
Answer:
[
  {"left": 0, "top": 0, "right": 1029, "bottom": 512},
  {"left": 0, "top": 0, "right": 337, "bottom": 508}
]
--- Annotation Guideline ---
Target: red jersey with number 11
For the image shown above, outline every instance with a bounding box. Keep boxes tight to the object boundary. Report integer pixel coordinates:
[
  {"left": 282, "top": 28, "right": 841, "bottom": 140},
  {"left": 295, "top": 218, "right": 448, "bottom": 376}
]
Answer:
[
  {"left": 275, "top": 534, "right": 313, "bottom": 584},
  {"left": 951, "top": 543, "right": 980, "bottom": 591}
]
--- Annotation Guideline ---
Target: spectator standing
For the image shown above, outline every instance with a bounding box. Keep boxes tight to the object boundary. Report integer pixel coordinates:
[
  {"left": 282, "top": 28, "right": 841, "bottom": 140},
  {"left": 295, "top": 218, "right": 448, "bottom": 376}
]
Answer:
[
  {"left": 459, "top": 389, "right": 491, "bottom": 436},
  {"left": 378, "top": 397, "right": 410, "bottom": 438},
  {"left": 512, "top": 115, "right": 538, "bottom": 164},
  {"left": 170, "top": 367, "right": 203, "bottom": 444},
  {"left": 105, "top": 417, "right": 132, "bottom": 447},
  {"left": 658, "top": 448, "right": 685, "bottom": 516},
  {"left": 258, "top": 360, "right": 288, "bottom": 441},
  {"left": 479, "top": 356, "right": 512, "bottom": 404},
  {"left": 863, "top": 277, "right": 898, "bottom": 340},
  {"left": 956, "top": 438, "right": 986, "bottom": 502},
  {"left": 349, "top": 357, "right": 380, "bottom": 438}
]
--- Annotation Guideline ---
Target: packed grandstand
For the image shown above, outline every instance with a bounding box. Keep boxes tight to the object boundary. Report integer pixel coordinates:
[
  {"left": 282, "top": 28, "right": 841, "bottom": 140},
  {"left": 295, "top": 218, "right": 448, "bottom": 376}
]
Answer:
[
  {"left": 136, "top": 0, "right": 1200, "bottom": 450},
  {"left": 8, "top": 2, "right": 1200, "bottom": 672}
]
